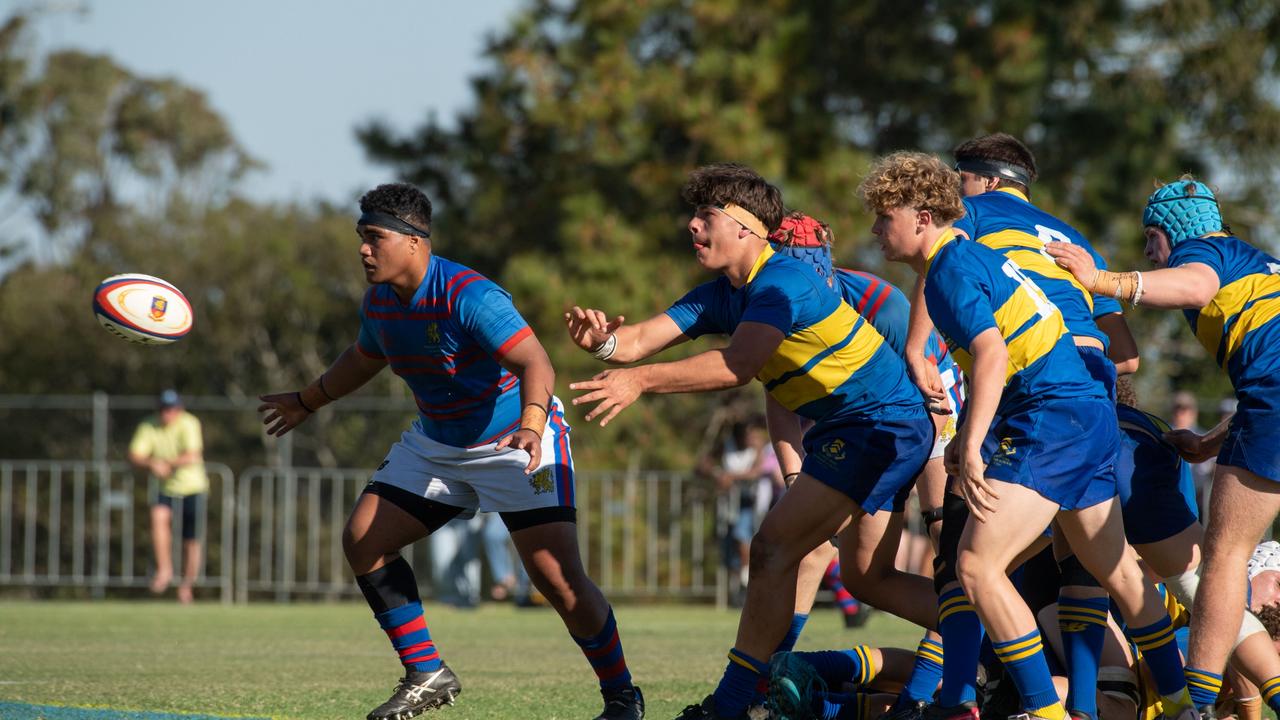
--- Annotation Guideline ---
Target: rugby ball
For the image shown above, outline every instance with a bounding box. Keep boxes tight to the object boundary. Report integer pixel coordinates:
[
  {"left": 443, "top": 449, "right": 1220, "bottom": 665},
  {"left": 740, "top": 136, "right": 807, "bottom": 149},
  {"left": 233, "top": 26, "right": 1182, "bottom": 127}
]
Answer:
[{"left": 92, "top": 273, "right": 194, "bottom": 345}]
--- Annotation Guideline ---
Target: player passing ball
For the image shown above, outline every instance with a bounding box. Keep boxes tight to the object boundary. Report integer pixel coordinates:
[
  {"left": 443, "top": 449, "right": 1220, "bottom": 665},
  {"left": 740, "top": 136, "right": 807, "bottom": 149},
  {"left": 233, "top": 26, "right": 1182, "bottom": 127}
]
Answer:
[{"left": 568, "top": 163, "right": 935, "bottom": 720}]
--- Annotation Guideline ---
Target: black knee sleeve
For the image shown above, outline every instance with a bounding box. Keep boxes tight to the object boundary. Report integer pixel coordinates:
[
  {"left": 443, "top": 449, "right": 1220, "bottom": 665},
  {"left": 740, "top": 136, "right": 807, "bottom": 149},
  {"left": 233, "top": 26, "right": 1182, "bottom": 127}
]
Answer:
[
  {"left": 1057, "top": 553, "right": 1102, "bottom": 588},
  {"left": 933, "top": 491, "right": 969, "bottom": 594},
  {"left": 355, "top": 555, "right": 420, "bottom": 613}
]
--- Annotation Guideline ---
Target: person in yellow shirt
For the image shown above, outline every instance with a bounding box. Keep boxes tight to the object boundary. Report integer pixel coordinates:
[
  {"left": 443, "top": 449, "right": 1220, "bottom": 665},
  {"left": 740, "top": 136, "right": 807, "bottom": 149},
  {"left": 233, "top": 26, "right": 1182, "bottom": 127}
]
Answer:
[{"left": 129, "top": 389, "right": 208, "bottom": 604}]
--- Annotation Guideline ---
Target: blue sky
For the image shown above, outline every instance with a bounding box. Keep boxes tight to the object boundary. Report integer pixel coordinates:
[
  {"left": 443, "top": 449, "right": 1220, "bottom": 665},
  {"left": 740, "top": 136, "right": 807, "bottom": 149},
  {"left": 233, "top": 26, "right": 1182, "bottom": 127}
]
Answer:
[{"left": 32, "top": 0, "right": 523, "bottom": 205}]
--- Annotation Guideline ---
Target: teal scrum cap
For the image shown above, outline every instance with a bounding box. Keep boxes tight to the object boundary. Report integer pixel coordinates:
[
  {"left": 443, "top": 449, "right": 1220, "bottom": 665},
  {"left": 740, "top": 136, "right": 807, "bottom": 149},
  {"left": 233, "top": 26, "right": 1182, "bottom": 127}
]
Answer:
[{"left": 1142, "top": 179, "right": 1223, "bottom": 246}]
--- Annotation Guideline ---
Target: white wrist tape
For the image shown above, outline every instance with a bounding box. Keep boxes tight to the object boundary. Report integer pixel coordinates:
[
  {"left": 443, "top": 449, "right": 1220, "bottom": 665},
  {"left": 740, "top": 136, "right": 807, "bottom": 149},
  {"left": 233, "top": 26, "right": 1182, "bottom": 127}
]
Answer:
[{"left": 590, "top": 333, "right": 618, "bottom": 361}]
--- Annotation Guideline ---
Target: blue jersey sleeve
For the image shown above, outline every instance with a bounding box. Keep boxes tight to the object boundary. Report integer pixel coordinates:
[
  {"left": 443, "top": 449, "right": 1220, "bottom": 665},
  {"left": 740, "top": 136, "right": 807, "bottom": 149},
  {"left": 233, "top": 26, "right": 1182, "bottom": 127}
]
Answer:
[
  {"left": 665, "top": 281, "right": 723, "bottom": 339},
  {"left": 925, "top": 260, "right": 997, "bottom": 348},
  {"left": 740, "top": 271, "right": 798, "bottom": 333},
  {"left": 1168, "top": 238, "right": 1229, "bottom": 280},
  {"left": 454, "top": 279, "right": 531, "bottom": 359}
]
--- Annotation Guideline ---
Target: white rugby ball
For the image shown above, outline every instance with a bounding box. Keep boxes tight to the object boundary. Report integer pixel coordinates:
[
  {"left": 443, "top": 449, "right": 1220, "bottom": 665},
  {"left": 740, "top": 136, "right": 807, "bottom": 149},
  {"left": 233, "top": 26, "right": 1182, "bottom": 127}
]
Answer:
[{"left": 92, "top": 273, "right": 194, "bottom": 345}]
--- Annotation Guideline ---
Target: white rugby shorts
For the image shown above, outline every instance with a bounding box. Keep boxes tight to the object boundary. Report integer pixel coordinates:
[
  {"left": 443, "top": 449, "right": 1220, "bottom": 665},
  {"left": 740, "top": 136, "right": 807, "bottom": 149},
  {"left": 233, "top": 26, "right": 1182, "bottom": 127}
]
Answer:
[{"left": 370, "top": 398, "right": 575, "bottom": 516}]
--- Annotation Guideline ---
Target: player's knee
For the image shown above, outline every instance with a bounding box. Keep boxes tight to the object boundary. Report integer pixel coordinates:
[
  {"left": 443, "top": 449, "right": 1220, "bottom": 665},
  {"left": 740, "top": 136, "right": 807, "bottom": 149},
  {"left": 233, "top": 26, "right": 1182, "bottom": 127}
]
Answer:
[
  {"left": 955, "top": 549, "right": 995, "bottom": 596},
  {"left": 748, "top": 531, "right": 787, "bottom": 575}
]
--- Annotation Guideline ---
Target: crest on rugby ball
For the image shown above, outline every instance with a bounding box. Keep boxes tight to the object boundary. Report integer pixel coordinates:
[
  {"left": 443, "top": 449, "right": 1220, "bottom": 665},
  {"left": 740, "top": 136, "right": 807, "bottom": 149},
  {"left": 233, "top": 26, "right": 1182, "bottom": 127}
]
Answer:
[{"left": 149, "top": 296, "right": 168, "bottom": 321}]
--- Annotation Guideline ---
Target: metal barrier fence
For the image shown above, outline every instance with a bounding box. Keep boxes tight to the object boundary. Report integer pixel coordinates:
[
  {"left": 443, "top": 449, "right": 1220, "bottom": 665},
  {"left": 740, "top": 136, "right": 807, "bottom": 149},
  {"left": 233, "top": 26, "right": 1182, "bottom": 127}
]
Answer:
[
  {"left": 1, "top": 460, "right": 748, "bottom": 604},
  {"left": 0, "top": 460, "right": 235, "bottom": 601}
]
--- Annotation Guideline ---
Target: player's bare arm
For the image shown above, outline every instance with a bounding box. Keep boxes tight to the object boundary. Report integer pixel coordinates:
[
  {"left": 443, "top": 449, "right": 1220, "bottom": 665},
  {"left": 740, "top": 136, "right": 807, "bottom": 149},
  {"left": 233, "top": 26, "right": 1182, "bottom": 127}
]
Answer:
[
  {"left": 493, "top": 331, "right": 556, "bottom": 473},
  {"left": 1096, "top": 311, "right": 1140, "bottom": 375},
  {"left": 763, "top": 392, "right": 805, "bottom": 480},
  {"left": 257, "top": 343, "right": 387, "bottom": 437},
  {"left": 1165, "top": 413, "right": 1234, "bottom": 464},
  {"left": 570, "top": 321, "right": 783, "bottom": 427},
  {"left": 1046, "top": 241, "right": 1221, "bottom": 309},
  {"left": 954, "top": 327, "right": 1007, "bottom": 522},
  {"left": 565, "top": 305, "right": 689, "bottom": 364},
  {"left": 905, "top": 275, "right": 948, "bottom": 410}
]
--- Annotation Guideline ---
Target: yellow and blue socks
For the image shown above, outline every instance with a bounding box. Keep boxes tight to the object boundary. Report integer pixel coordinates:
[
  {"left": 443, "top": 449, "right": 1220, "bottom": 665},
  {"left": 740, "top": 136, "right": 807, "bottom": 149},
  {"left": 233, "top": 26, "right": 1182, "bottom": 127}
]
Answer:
[
  {"left": 993, "top": 629, "right": 1066, "bottom": 720},
  {"left": 1129, "top": 615, "right": 1192, "bottom": 710},
  {"left": 817, "top": 691, "right": 876, "bottom": 720},
  {"left": 893, "top": 634, "right": 944, "bottom": 708},
  {"left": 1260, "top": 675, "right": 1280, "bottom": 714},
  {"left": 789, "top": 645, "right": 879, "bottom": 687},
  {"left": 571, "top": 607, "right": 633, "bottom": 690},
  {"left": 937, "top": 587, "right": 982, "bottom": 706},
  {"left": 715, "top": 648, "right": 769, "bottom": 717},
  {"left": 356, "top": 556, "right": 443, "bottom": 672},
  {"left": 1185, "top": 667, "right": 1223, "bottom": 708},
  {"left": 1058, "top": 595, "right": 1110, "bottom": 720}
]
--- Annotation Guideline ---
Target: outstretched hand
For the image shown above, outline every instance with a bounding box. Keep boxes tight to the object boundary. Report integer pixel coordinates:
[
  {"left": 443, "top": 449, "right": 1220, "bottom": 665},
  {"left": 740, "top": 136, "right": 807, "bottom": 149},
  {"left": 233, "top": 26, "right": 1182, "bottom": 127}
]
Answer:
[
  {"left": 565, "top": 306, "right": 625, "bottom": 353},
  {"left": 1164, "top": 428, "right": 1218, "bottom": 464},
  {"left": 1044, "top": 242, "right": 1098, "bottom": 285},
  {"left": 570, "top": 368, "right": 643, "bottom": 427},
  {"left": 257, "top": 392, "right": 311, "bottom": 437}
]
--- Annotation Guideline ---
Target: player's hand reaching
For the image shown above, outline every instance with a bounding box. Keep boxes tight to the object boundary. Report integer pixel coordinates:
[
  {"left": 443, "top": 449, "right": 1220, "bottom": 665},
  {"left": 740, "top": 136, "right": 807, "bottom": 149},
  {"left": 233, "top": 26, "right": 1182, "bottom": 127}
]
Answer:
[
  {"left": 565, "top": 306, "right": 625, "bottom": 354},
  {"left": 906, "top": 354, "right": 950, "bottom": 414},
  {"left": 956, "top": 443, "right": 998, "bottom": 522},
  {"left": 495, "top": 428, "right": 543, "bottom": 474},
  {"left": 1164, "top": 428, "right": 1220, "bottom": 464},
  {"left": 257, "top": 391, "right": 312, "bottom": 437},
  {"left": 1045, "top": 242, "right": 1098, "bottom": 285},
  {"left": 570, "top": 368, "right": 643, "bottom": 427}
]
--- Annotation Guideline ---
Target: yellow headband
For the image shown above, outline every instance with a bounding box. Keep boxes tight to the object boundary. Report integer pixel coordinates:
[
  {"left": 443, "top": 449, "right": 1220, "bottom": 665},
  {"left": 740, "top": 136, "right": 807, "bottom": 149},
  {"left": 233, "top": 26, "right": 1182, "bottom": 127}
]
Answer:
[{"left": 718, "top": 203, "right": 769, "bottom": 238}]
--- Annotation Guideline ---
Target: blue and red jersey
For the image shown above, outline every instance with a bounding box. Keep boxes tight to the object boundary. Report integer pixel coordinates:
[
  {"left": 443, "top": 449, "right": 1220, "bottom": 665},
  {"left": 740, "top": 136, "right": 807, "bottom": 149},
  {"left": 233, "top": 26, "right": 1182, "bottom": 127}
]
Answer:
[
  {"left": 834, "top": 268, "right": 964, "bottom": 413},
  {"left": 356, "top": 255, "right": 532, "bottom": 447}
]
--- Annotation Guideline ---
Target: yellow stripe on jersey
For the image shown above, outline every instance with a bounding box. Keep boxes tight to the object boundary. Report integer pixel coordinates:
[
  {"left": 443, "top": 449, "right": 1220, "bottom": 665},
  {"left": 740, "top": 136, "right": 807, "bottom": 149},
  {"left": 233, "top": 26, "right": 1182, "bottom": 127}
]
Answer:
[
  {"left": 1196, "top": 273, "right": 1280, "bottom": 366},
  {"left": 999, "top": 244, "right": 1096, "bottom": 313},
  {"left": 759, "top": 300, "right": 886, "bottom": 412},
  {"left": 991, "top": 286, "right": 1069, "bottom": 381}
]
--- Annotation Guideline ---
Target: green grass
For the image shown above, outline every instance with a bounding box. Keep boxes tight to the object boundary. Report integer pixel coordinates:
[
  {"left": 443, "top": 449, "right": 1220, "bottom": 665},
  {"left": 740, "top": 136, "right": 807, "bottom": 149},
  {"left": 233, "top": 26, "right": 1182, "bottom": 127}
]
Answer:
[{"left": 0, "top": 600, "right": 923, "bottom": 719}]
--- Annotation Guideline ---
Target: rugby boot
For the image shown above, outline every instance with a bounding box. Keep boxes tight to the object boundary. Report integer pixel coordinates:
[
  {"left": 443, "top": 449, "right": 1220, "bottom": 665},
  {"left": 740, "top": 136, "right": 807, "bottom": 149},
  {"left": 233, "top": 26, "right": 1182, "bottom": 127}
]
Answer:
[
  {"left": 673, "top": 695, "right": 744, "bottom": 719},
  {"left": 923, "top": 702, "right": 980, "bottom": 720},
  {"left": 594, "top": 684, "right": 645, "bottom": 719},
  {"left": 366, "top": 664, "right": 462, "bottom": 720}
]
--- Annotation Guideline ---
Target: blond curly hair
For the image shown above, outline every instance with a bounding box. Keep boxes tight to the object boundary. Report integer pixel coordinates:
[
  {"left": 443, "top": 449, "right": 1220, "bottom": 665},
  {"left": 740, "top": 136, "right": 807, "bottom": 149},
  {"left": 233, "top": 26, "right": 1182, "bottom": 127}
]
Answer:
[{"left": 858, "top": 152, "right": 965, "bottom": 224}]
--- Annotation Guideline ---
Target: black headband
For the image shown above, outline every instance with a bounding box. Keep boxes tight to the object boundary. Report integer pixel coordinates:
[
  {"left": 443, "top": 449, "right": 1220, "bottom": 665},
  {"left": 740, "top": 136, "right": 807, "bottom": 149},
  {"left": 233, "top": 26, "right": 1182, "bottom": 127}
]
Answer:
[
  {"left": 954, "top": 158, "right": 1032, "bottom": 187},
  {"left": 357, "top": 211, "right": 431, "bottom": 238}
]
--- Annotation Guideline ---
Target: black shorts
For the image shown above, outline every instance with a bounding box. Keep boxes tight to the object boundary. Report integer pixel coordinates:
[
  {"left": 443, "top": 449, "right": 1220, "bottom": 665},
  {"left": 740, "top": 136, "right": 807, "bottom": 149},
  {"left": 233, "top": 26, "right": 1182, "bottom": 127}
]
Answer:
[{"left": 155, "top": 493, "right": 203, "bottom": 540}]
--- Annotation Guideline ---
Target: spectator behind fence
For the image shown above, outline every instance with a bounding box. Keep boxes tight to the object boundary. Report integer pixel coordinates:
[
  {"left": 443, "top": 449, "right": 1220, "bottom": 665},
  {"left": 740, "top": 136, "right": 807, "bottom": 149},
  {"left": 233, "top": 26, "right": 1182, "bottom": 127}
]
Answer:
[
  {"left": 711, "top": 418, "right": 781, "bottom": 599},
  {"left": 128, "top": 389, "right": 208, "bottom": 604}
]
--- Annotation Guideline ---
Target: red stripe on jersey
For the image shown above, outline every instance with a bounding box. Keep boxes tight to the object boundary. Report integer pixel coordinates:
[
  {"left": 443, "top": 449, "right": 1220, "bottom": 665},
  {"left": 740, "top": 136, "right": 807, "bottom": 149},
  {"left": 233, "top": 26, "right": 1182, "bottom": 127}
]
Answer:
[
  {"left": 365, "top": 310, "right": 450, "bottom": 321},
  {"left": 415, "top": 374, "right": 518, "bottom": 418},
  {"left": 446, "top": 275, "right": 485, "bottom": 313},
  {"left": 386, "top": 616, "right": 427, "bottom": 639},
  {"left": 865, "top": 285, "right": 892, "bottom": 320},
  {"left": 854, "top": 279, "right": 880, "bottom": 314},
  {"left": 493, "top": 326, "right": 533, "bottom": 360},
  {"left": 470, "top": 419, "right": 521, "bottom": 447}
]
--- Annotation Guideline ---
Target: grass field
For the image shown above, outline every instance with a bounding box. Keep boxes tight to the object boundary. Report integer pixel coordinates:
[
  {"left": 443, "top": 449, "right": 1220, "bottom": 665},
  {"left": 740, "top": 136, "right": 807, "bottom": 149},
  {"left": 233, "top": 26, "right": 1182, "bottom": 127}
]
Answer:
[{"left": 0, "top": 600, "right": 922, "bottom": 719}]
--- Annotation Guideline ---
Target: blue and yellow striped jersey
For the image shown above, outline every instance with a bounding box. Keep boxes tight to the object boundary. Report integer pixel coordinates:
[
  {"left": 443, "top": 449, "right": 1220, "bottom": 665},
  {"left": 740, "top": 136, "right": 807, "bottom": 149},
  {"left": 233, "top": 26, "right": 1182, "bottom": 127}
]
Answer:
[
  {"left": 1168, "top": 235, "right": 1280, "bottom": 403},
  {"left": 954, "top": 188, "right": 1122, "bottom": 348},
  {"left": 923, "top": 232, "right": 1105, "bottom": 412},
  {"left": 665, "top": 246, "right": 923, "bottom": 421}
]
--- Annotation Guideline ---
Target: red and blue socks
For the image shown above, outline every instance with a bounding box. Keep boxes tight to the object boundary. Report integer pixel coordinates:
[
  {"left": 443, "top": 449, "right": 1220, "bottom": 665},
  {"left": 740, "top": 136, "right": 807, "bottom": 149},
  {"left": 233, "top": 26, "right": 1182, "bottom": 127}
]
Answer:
[
  {"left": 571, "top": 607, "right": 633, "bottom": 690},
  {"left": 937, "top": 586, "right": 982, "bottom": 706},
  {"left": 824, "top": 560, "right": 862, "bottom": 620},
  {"left": 356, "top": 556, "right": 443, "bottom": 673},
  {"left": 1058, "top": 594, "right": 1110, "bottom": 720},
  {"left": 714, "top": 648, "right": 769, "bottom": 717},
  {"left": 992, "top": 629, "right": 1065, "bottom": 720}
]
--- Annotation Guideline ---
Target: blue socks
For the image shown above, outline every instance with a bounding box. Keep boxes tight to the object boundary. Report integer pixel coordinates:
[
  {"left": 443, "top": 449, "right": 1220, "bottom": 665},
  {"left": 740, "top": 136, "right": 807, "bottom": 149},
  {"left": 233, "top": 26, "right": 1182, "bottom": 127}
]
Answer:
[
  {"left": 1058, "top": 595, "right": 1110, "bottom": 719},
  {"left": 895, "top": 635, "right": 944, "bottom": 706},
  {"left": 714, "top": 648, "right": 769, "bottom": 717},
  {"left": 937, "top": 587, "right": 983, "bottom": 706},
  {"left": 992, "top": 629, "right": 1064, "bottom": 719}
]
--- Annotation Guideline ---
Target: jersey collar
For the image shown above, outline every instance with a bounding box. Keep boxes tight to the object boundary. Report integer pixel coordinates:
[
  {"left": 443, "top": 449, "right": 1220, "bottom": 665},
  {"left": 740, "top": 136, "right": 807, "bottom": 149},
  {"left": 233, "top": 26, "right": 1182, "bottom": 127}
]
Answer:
[
  {"left": 995, "top": 187, "right": 1029, "bottom": 202},
  {"left": 745, "top": 244, "right": 775, "bottom": 285},
  {"left": 924, "top": 228, "right": 958, "bottom": 265}
]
